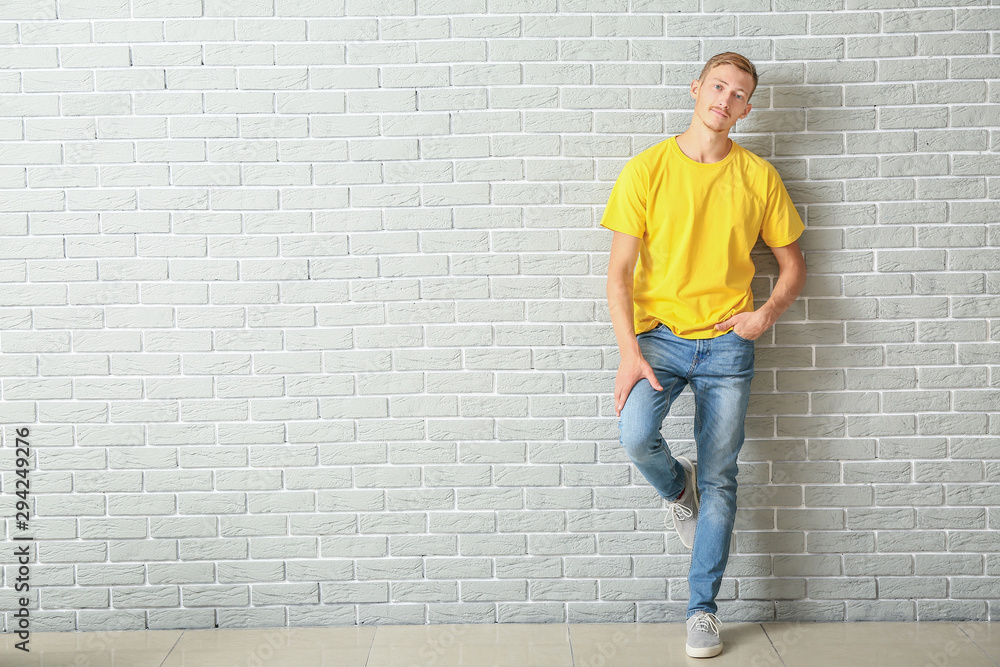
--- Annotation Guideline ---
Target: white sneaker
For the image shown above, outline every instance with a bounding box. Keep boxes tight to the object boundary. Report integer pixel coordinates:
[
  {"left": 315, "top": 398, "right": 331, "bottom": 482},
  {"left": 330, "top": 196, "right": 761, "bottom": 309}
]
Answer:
[
  {"left": 668, "top": 456, "right": 699, "bottom": 549},
  {"left": 686, "top": 611, "right": 722, "bottom": 658}
]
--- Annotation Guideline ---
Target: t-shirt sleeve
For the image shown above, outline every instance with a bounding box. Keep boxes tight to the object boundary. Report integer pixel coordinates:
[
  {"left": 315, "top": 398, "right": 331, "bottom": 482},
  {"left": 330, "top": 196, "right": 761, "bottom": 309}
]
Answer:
[
  {"left": 599, "top": 157, "right": 647, "bottom": 239},
  {"left": 760, "top": 165, "right": 805, "bottom": 248}
]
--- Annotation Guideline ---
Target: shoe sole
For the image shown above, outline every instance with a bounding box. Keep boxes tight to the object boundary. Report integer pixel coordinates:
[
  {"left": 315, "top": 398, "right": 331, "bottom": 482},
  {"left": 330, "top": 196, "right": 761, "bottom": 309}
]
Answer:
[
  {"left": 686, "top": 641, "right": 723, "bottom": 658},
  {"left": 673, "top": 456, "right": 699, "bottom": 549}
]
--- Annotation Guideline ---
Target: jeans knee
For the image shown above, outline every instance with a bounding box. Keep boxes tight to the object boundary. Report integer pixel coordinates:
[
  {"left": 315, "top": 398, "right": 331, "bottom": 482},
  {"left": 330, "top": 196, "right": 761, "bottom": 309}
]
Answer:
[
  {"left": 698, "top": 477, "right": 738, "bottom": 511},
  {"left": 699, "top": 456, "right": 739, "bottom": 485},
  {"left": 619, "top": 421, "right": 662, "bottom": 462}
]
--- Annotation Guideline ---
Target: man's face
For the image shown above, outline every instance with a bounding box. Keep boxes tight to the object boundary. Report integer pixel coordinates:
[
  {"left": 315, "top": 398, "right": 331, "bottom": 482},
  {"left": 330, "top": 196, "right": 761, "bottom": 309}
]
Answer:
[{"left": 690, "top": 64, "right": 755, "bottom": 133}]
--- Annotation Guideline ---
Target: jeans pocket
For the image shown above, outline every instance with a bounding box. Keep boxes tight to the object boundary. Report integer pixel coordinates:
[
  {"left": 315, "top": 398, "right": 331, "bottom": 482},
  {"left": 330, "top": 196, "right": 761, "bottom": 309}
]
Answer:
[{"left": 731, "top": 330, "right": 756, "bottom": 344}]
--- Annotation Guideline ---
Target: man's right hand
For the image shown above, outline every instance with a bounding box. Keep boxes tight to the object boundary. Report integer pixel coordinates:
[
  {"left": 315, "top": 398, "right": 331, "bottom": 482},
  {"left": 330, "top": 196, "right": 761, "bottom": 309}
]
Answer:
[
  {"left": 607, "top": 231, "right": 662, "bottom": 416},
  {"left": 614, "top": 352, "right": 663, "bottom": 416}
]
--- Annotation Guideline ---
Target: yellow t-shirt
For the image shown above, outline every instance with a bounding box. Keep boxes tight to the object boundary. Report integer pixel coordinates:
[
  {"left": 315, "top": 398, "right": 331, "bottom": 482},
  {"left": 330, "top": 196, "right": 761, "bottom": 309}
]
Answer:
[{"left": 601, "top": 136, "right": 804, "bottom": 339}]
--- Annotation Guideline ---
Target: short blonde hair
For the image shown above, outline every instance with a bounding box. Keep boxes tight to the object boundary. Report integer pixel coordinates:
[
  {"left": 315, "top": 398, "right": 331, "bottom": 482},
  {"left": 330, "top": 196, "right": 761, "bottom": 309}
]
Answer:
[{"left": 699, "top": 52, "right": 758, "bottom": 98}]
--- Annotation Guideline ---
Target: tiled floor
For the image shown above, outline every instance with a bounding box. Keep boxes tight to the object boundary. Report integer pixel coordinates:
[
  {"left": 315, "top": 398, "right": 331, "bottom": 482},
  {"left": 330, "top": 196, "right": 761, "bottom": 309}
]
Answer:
[{"left": 1, "top": 621, "right": 997, "bottom": 666}]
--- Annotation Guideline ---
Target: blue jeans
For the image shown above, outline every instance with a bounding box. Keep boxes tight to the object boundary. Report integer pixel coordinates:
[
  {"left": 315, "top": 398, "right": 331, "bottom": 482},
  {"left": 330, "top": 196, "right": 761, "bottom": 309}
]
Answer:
[{"left": 618, "top": 324, "right": 754, "bottom": 617}]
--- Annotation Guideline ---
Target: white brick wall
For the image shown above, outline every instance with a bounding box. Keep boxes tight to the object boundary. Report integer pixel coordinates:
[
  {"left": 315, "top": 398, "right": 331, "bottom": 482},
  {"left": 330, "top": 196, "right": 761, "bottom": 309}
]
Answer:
[{"left": 2, "top": 1, "right": 1000, "bottom": 630}]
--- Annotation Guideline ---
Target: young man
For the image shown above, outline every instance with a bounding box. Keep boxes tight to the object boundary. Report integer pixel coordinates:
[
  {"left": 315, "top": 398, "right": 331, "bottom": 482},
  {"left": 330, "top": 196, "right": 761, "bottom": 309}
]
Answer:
[{"left": 601, "top": 53, "right": 806, "bottom": 658}]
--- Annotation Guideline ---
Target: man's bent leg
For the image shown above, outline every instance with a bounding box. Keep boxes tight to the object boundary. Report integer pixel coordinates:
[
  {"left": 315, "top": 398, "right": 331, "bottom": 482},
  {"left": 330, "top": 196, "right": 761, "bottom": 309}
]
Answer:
[
  {"left": 686, "top": 333, "right": 754, "bottom": 617},
  {"left": 617, "top": 330, "right": 691, "bottom": 501}
]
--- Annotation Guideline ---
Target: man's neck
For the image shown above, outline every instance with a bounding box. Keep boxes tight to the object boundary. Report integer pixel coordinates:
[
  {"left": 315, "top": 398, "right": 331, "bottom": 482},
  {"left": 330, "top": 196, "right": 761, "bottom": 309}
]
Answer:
[{"left": 675, "top": 125, "right": 733, "bottom": 164}]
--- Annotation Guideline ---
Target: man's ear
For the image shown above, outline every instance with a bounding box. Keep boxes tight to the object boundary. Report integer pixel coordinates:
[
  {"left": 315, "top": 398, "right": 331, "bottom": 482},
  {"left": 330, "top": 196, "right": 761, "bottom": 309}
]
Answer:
[
  {"left": 689, "top": 78, "right": 700, "bottom": 100},
  {"left": 740, "top": 103, "right": 752, "bottom": 119}
]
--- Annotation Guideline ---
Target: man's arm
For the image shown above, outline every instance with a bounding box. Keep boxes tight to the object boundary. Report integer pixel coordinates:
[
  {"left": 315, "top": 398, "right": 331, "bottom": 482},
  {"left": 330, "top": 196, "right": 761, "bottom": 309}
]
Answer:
[
  {"left": 608, "top": 231, "right": 663, "bottom": 416},
  {"left": 715, "top": 240, "right": 806, "bottom": 340}
]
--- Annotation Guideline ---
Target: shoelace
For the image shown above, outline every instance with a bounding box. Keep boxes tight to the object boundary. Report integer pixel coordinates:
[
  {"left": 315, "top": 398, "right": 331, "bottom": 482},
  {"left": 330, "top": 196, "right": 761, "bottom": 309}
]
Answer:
[
  {"left": 669, "top": 498, "right": 693, "bottom": 521},
  {"left": 690, "top": 613, "right": 720, "bottom": 635}
]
